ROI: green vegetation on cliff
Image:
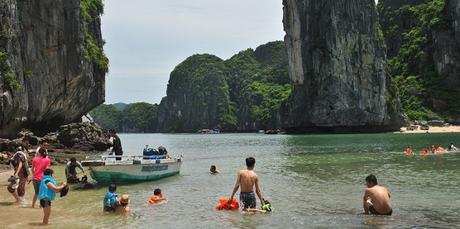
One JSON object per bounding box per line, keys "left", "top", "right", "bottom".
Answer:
{"left": 379, "top": 0, "right": 458, "bottom": 121}
{"left": 159, "top": 54, "right": 236, "bottom": 132}
{"left": 0, "top": 49, "right": 19, "bottom": 91}
{"left": 80, "top": 0, "right": 109, "bottom": 73}
{"left": 157, "top": 41, "right": 291, "bottom": 132}
{"left": 223, "top": 41, "right": 290, "bottom": 130}
{"left": 91, "top": 41, "right": 290, "bottom": 133}
{"left": 90, "top": 102, "right": 159, "bottom": 132}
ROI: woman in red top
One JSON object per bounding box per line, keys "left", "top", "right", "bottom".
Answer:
{"left": 31, "top": 148, "right": 51, "bottom": 208}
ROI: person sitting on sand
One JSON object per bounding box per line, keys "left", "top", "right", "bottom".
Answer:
{"left": 115, "top": 194, "right": 130, "bottom": 213}
{"left": 448, "top": 143, "right": 458, "bottom": 151}
{"left": 229, "top": 157, "right": 264, "bottom": 211}
{"left": 363, "top": 174, "right": 392, "bottom": 216}
{"left": 39, "top": 168, "right": 67, "bottom": 225}
{"left": 103, "top": 184, "right": 118, "bottom": 212}
{"left": 65, "top": 157, "right": 85, "bottom": 183}
{"left": 405, "top": 146, "right": 413, "bottom": 156}
{"left": 421, "top": 149, "right": 428, "bottom": 157}
{"left": 146, "top": 188, "right": 166, "bottom": 204}
{"left": 210, "top": 165, "right": 220, "bottom": 174}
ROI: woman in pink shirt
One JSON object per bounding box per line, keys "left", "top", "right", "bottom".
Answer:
{"left": 31, "top": 148, "right": 51, "bottom": 208}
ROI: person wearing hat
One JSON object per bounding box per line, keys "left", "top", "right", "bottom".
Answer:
{"left": 116, "top": 194, "right": 130, "bottom": 213}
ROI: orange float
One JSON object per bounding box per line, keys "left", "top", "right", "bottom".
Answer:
{"left": 215, "top": 198, "right": 239, "bottom": 210}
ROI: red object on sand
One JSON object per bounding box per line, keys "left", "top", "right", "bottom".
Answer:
{"left": 215, "top": 198, "right": 239, "bottom": 210}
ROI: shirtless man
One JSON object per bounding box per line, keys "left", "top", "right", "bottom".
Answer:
{"left": 229, "top": 157, "right": 264, "bottom": 211}
{"left": 363, "top": 174, "right": 392, "bottom": 216}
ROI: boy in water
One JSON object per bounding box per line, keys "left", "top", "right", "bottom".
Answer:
{"left": 146, "top": 188, "right": 166, "bottom": 204}
{"left": 39, "top": 169, "right": 67, "bottom": 225}
{"left": 116, "top": 194, "right": 130, "bottom": 213}
{"left": 229, "top": 157, "right": 264, "bottom": 211}
{"left": 210, "top": 165, "right": 220, "bottom": 174}
{"left": 363, "top": 174, "right": 392, "bottom": 216}
{"left": 103, "top": 184, "right": 118, "bottom": 212}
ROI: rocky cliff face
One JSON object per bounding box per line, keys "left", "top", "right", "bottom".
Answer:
{"left": 0, "top": 0, "right": 107, "bottom": 137}
{"left": 379, "top": 0, "right": 460, "bottom": 122}
{"left": 157, "top": 42, "right": 290, "bottom": 133}
{"left": 282, "top": 0, "right": 402, "bottom": 133}
{"left": 157, "top": 54, "right": 235, "bottom": 132}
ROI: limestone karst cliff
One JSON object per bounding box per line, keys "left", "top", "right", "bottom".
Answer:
{"left": 0, "top": 0, "right": 108, "bottom": 137}
{"left": 282, "top": 0, "right": 402, "bottom": 133}
{"left": 379, "top": 0, "right": 460, "bottom": 123}
{"left": 157, "top": 41, "right": 290, "bottom": 133}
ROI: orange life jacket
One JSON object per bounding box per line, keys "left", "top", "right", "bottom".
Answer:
{"left": 147, "top": 195, "right": 162, "bottom": 204}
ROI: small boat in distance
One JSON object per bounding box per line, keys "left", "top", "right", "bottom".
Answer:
{"left": 198, "top": 128, "right": 220, "bottom": 134}
{"left": 82, "top": 155, "right": 182, "bottom": 184}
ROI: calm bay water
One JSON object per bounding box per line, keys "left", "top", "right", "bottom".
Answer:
{"left": 8, "top": 133, "right": 460, "bottom": 228}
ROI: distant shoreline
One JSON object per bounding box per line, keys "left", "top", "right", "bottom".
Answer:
{"left": 397, "top": 125, "right": 460, "bottom": 134}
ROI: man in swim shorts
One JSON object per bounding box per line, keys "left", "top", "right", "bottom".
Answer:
{"left": 363, "top": 174, "right": 392, "bottom": 216}
{"left": 229, "top": 157, "right": 264, "bottom": 211}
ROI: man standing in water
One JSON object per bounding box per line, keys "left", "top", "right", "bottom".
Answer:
{"left": 229, "top": 157, "right": 264, "bottom": 211}
{"left": 363, "top": 174, "right": 392, "bottom": 215}
{"left": 108, "top": 129, "right": 123, "bottom": 160}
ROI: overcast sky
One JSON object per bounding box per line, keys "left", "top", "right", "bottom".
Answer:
{"left": 102, "top": 0, "right": 379, "bottom": 104}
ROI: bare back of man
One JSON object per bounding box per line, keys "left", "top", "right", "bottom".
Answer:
{"left": 239, "top": 169, "right": 258, "bottom": 192}
{"left": 364, "top": 185, "right": 392, "bottom": 215}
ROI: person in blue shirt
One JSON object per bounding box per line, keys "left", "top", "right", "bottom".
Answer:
{"left": 39, "top": 168, "right": 67, "bottom": 225}
{"left": 103, "top": 184, "right": 118, "bottom": 212}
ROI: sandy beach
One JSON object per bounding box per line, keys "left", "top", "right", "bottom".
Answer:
{"left": 398, "top": 125, "right": 460, "bottom": 134}
{"left": 0, "top": 167, "right": 71, "bottom": 229}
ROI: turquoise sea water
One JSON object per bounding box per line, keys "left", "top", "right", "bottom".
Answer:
{"left": 13, "top": 133, "right": 460, "bottom": 228}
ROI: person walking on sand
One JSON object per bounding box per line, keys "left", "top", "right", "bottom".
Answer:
{"left": 229, "top": 157, "right": 264, "bottom": 211}
{"left": 7, "top": 143, "right": 31, "bottom": 204}
{"left": 363, "top": 174, "right": 392, "bottom": 216}
{"left": 31, "top": 148, "right": 51, "bottom": 208}
{"left": 108, "top": 129, "right": 123, "bottom": 160}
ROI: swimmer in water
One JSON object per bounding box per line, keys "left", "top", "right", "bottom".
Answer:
{"left": 146, "top": 188, "right": 166, "bottom": 204}
{"left": 210, "top": 165, "right": 220, "bottom": 174}
{"left": 405, "top": 146, "right": 413, "bottom": 156}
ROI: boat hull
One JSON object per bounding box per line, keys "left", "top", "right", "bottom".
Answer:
{"left": 89, "top": 160, "right": 181, "bottom": 184}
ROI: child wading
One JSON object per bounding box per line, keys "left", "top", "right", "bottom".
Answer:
{"left": 103, "top": 184, "right": 118, "bottom": 212}
{"left": 39, "top": 168, "right": 67, "bottom": 225}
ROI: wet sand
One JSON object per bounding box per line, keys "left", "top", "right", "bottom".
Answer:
{"left": 0, "top": 167, "right": 68, "bottom": 228}
{"left": 398, "top": 125, "right": 460, "bottom": 134}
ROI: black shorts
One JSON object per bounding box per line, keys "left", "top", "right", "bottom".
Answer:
{"left": 240, "top": 192, "right": 256, "bottom": 209}
{"left": 40, "top": 199, "right": 52, "bottom": 208}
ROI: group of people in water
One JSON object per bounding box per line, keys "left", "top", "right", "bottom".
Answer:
{"left": 102, "top": 185, "right": 167, "bottom": 213}
{"left": 5, "top": 134, "right": 405, "bottom": 225}
{"left": 405, "top": 143, "right": 458, "bottom": 156}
